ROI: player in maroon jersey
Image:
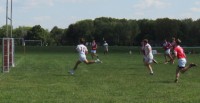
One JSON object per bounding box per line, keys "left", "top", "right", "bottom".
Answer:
{"left": 163, "top": 39, "right": 173, "bottom": 64}
{"left": 91, "top": 39, "right": 100, "bottom": 60}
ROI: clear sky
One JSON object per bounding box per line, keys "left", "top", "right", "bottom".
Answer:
{"left": 0, "top": 0, "right": 200, "bottom": 30}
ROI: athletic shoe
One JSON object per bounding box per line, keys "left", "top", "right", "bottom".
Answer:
{"left": 96, "top": 59, "right": 103, "bottom": 63}
{"left": 189, "top": 63, "right": 197, "bottom": 68}
{"left": 68, "top": 70, "right": 74, "bottom": 75}
{"left": 150, "top": 72, "right": 154, "bottom": 75}
{"left": 164, "top": 61, "right": 169, "bottom": 64}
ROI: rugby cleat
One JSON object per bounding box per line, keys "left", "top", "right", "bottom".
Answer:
{"left": 189, "top": 63, "right": 197, "bottom": 68}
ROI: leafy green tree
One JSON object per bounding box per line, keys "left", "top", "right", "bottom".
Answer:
{"left": 155, "top": 18, "right": 180, "bottom": 42}
{"left": 50, "top": 26, "right": 64, "bottom": 46}
{"left": 0, "top": 25, "right": 11, "bottom": 38}
{"left": 13, "top": 26, "right": 31, "bottom": 38}
{"left": 188, "top": 19, "right": 200, "bottom": 45}
{"left": 25, "top": 25, "right": 50, "bottom": 45}
{"left": 94, "top": 17, "right": 117, "bottom": 45}
{"left": 179, "top": 19, "right": 193, "bottom": 43}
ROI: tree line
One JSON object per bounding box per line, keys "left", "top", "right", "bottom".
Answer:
{"left": 0, "top": 17, "right": 200, "bottom": 46}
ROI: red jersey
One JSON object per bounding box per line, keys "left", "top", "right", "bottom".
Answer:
{"left": 91, "top": 42, "right": 97, "bottom": 50}
{"left": 174, "top": 45, "right": 186, "bottom": 59}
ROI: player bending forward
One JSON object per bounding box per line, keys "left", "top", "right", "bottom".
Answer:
{"left": 173, "top": 39, "right": 197, "bottom": 83}
{"left": 69, "top": 38, "right": 102, "bottom": 75}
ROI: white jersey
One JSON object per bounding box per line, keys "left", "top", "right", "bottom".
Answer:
{"left": 76, "top": 44, "right": 88, "bottom": 56}
{"left": 104, "top": 42, "right": 108, "bottom": 46}
{"left": 103, "top": 43, "right": 108, "bottom": 49}
{"left": 144, "top": 43, "right": 153, "bottom": 59}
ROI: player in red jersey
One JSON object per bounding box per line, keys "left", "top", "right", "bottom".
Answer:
{"left": 172, "top": 39, "right": 197, "bottom": 83}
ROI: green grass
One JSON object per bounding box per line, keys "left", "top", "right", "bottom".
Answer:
{"left": 0, "top": 46, "right": 200, "bottom": 103}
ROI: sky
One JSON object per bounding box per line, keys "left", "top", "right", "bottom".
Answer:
{"left": 0, "top": 0, "right": 200, "bottom": 30}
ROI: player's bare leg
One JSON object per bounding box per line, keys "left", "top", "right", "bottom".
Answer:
{"left": 175, "top": 68, "right": 180, "bottom": 83}
{"left": 181, "top": 63, "right": 197, "bottom": 73}
{"left": 73, "top": 61, "right": 81, "bottom": 71}
{"left": 69, "top": 60, "right": 82, "bottom": 75}
{"left": 91, "top": 53, "right": 94, "bottom": 59}
{"left": 145, "top": 63, "right": 154, "bottom": 75}
{"left": 153, "top": 59, "right": 158, "bottom": 64}
{"left": 69, "top": 59, "right": 102, "bottom": 75}
{"left": 165, "top": 54, "right": 174, "bottom": 64}
{"left": 91, "top": 53, "right": 99, "bottom": 59}
{"left": 175, "top": 63, "right": 197, "bottom": 83}
{"left": 164, "top": 54, "right": 168, "bottom": 64}
{"left": 167, "top": 54, "right": 174, "bottom": 64}
{"left": 84, "top": 59, "right": 95, "bottom": 64}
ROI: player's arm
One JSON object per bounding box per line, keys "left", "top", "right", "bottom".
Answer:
{"left": 96, "top": 44, "right": 98, "bottom": 49}
{"left": 85, "top": 51, "right": 88, "bottom": 54}
{"left": 85, "top": 47, "right": 88, "bottom": 54}
{"left": 76, "top": 46, "right": 79, "bottom": 52}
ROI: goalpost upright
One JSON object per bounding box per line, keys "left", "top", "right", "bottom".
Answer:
{"left": 2, "top": 38, "right": 15, "bottom": 72}
{"left": 2, "top": 0, "right": 14, "bottom": 73}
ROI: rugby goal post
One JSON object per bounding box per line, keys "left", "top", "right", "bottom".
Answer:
{"left": 2, "top": 38, "right": 15, "bottom": 73}
{"left": 24, "top": 40, "right": 42, "bottom": 46}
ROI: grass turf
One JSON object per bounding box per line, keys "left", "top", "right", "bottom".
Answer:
{"left": 0, "top": 46, "right": 200, "bottom": 103}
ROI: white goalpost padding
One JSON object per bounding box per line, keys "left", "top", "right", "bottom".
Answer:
{"left": 9, "top": 38, "right": 15, "bottom": 67}
{"left": 2, "top": 38, "right": 15, "bottom": 73}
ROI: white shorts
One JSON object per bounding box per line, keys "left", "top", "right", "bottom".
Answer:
{"left": 165, "top": 49, "right": 171, "bottom": 55}
{"left": 144, "top": 55, "right": 153, "bottom": 64}
{"left": 79, "top": 54, "right": 87, "bottom": 62}
{"left": 178, "top": 58, "right": 187, "bottom": 68}
{"left": 91, "top": 50, "right": 96, "bottom": 53}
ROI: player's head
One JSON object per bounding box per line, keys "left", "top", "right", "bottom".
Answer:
{"left": 143, "top": 39, "right": 148, "bottom": 44}
{"left": 176, "top": 38, "right": 181, "bottom": 45}
{"left": 79, "top": 38, "right": 86, "bottom": 44}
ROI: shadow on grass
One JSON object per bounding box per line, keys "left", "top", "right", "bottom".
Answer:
{"left": 52, "top": 74, "right": 68, "bottom": 77}
{"left": 150, "top": 80, "right": 175, "bottom": 84}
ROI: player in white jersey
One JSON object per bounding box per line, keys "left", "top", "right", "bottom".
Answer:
{"left": 103, "top": 41, "right": 109, "bottom": 55}
{"left": 69, "top": 38, "right": 102, "bottom": 75}
{"left": 143, "top": 39, "right": 154, "bottom": 75}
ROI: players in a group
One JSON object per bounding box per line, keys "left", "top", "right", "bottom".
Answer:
{"left": 172, "top": 39, "right": 197, "bottom": 83}
{"left": 69, "top": 38, "right": 102, "bottom": 75}
{"left": 163, "top": 39, "right": 173, "bottom": 64}
{"left": 91, "top": 39, "right": 99, "bottom": 59}
{"left": 142, "top": 39, "right": 155, "bottom": 75}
